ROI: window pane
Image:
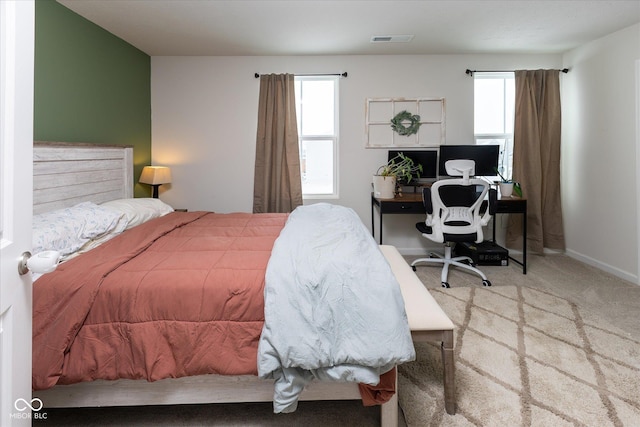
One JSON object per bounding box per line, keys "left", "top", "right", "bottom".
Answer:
{"left": 474, "top": 79, "right": 505, "bottom": 134}
{"left": 476, "top": 137, "right": 513, "bottom": 178}
{"left": 300, "top": 139, "right": 333, "bottom": 194}
{"left": 504, "top": 78, "right": 515, "bottom": 134}
{"left": 474, "top": 73, "right": 515, "bottom": 180}
{"left": 296, "top": 76, "right": 338, "bottom": 197}
{"left": 299, "top": 80, "right": 334, "bottom": 136}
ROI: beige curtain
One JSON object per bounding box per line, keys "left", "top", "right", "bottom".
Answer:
{"left": 507, "top": 69, "right": 565, "bottom": 253}
{"left": 253, "top": 74, "right": 303, "bottom": 213}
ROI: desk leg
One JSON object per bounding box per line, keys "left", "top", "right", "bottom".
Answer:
{"left": 492, "top": 215, "right": 496, "bottom": 242}
{"left": 494, "top": 210, "right": 527, "bottom": 275}
{"left": 371, "top": 198, "right": 383, "bottom": 244}
{"left": 379, "top": 209, "right": 383, "bottom": 244}
{"left": 371, "top": 200, "right": 375, "bottom": 238}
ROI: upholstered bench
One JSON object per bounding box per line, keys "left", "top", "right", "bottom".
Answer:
{"left": 380, "top": 245, "right": 456, "bottom": 415}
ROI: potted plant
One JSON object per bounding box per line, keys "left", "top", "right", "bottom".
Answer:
{"left": 373, "top": 153, "right": 422, "bottom": 199}
{"left": 494, "top": 168, "right": 522, "bottom": 197}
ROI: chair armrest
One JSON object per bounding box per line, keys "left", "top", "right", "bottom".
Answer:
{"left": 480, "top": 188, "right": 498, "bottom": 226}
{"left": 422, "top": 187, "right": 434, "bottom": 215}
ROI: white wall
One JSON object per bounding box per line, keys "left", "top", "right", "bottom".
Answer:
{"left": 151, "top": 53, "right": 561, "bottom": 253}
{"left": 562, "top": 23, "right": 640, "bottom": 283}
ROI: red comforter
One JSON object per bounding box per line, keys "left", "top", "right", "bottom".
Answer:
{"left": 32, "top": 211, "right": 288, "bottom": 390}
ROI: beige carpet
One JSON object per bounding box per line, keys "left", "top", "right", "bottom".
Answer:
{"left": 398, "top": 285, "right": 640, "bottom": 427}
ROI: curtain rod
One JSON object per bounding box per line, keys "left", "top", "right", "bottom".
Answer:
{"left": 254, "top": 72, "right": 347, "bottom": 78}
{"left": 465, "top": 68, "right": 569, "bottom": 76}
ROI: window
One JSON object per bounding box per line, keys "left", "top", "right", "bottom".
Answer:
{"left": 294, "top": 76, "right": 338, "bottom": 198}
{"left": 474, "top": 72, "right": 515, "bottom": 179}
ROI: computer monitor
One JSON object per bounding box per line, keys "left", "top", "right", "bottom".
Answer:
{"left": 387, "top": 150, "right": 438, "bottom": 184}
{"left": 438, "top": 145, "right": 500, "bottom": 177}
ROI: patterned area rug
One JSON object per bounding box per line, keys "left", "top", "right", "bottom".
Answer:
{"left": 398, "top": 286, "right": 640, "bottom": 426}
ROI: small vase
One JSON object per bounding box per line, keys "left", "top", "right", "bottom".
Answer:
{"left": 499, "top": 182, "right": 514, "bottom": 197}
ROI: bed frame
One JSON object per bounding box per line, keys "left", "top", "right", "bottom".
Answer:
{"left": 32, "top": 142, "right": 456, "bottom": 425}
{"left": 33, "top": 141, "right": 133, "bottom": 215}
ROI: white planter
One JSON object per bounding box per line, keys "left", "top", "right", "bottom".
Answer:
{"left": 373, "top": 175, "right": 397, "bottom": 199}
{"left": 499, "top": 182, "right": 514, "bottom": 197}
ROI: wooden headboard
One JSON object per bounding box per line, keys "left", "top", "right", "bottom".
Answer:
{"left": 34, "top": 142, "right": 134, "bottom": 214}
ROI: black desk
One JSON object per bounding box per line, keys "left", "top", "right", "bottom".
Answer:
{"left": 371, "top": 192, "right": 527, "bottom": 274}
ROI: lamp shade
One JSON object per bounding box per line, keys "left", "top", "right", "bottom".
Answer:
{"left": 139, "top": 166, "right": 172, "bottom": 185}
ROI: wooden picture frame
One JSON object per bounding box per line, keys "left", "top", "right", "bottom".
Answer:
{"left": 365, "top": 97, "right": 446, "bottom": 148}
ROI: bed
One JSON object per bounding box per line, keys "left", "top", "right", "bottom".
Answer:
{"left": 31, "top": 142, "right": 456, "bottom": 425}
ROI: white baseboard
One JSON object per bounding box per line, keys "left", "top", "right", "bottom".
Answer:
{"left": 397, "top": 246, "right": 639, "bottom": 286}
{"left": 565, "top": 249, "right": 639, "bottom": 285}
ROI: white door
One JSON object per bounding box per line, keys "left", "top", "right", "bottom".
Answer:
{"left": 0, "top": 1, "right": 35, "bottom": 425}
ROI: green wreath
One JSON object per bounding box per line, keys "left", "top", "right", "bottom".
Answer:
{"left": 390, "top": 110, "right": 421, "bottom": 136}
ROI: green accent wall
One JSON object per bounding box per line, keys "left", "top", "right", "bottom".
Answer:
{"left": 34, "top": 0, "right": 151, "bottom": 197}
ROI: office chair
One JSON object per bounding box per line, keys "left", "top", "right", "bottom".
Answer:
{"left": 411, "top": 160, "right": 497, "bottom": 288}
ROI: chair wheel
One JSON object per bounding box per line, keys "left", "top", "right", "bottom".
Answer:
{"left": 411, "top": 266, "right": 417, "bottom": 271}
{"left": 441, "top": 282, "right": 450, "bottom": 288}
{"left": 482, "top": 280, "right": 492, "bottom": 287}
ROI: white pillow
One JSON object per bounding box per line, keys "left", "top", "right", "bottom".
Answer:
{"left": 32, "top": 202, "right": 126, "bottom": 256}
{"left": 101, "top": 198, "right": 174, "bottom": 230}
{"left": 71, "top": 214, "right": 129, "bottom": 256}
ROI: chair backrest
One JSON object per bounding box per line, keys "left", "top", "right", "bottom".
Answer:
{"left": 422, "top": 160, "right": 494, "bottom": 243}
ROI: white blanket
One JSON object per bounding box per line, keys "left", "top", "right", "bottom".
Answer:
{"left": 258, "top": 203, "right": 416, "bottom": 413}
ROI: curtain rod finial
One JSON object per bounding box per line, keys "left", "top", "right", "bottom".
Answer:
{"left": 465, "top": 69, "right": 474, "bottom": 76}
{"left": 561, "top": 68, "right": 569, "bottom": 73}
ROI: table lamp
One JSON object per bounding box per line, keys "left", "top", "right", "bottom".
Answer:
{"left": 139, "top": 166, "right": 172, "bottom": 198}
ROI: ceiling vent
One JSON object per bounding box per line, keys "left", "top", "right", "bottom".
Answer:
{"left": 370, "top": 35, "right": 414, "bottom": 43}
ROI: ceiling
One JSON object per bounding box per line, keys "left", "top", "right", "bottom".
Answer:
{"left": 57, "top": 0, "right": 640, "bottom": 56}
